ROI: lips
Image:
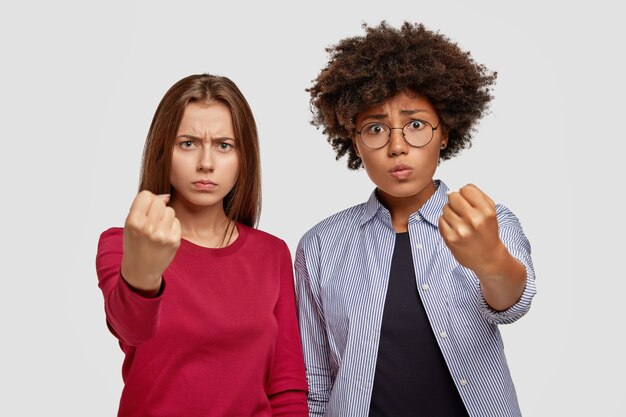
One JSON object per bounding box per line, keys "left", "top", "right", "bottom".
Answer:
{"left": 389, "top": 164, "right": 413, "bottom": 180}
{"left": 193, "top": 180, "right": 217, "bottom": 190}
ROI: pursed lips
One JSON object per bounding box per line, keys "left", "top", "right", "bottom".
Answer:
{"left": 389, "top": 164, "right": 413, "bottom": 179}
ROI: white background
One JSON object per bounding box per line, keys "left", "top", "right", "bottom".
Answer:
{"left": 1, "top": 1, "right": 624, "bottom": 415}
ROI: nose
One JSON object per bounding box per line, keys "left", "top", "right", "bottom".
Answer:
{"left": 387, "top": 128, "right": 408, "bottom": 157}
{"left": 197, "top": 147, "right": 214, "bottom": 172}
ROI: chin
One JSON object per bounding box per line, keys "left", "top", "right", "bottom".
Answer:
{"left": 378, "top": 180, "right": 434, "bottom": 199}
{"left": 178, "top": 193, "right": 225, "bottom": 208}
{"left": 379, "top": 184, "right": 420, "bottom": 196}
{"left": 194, "top": 197, "right": 225, "bottom": 207}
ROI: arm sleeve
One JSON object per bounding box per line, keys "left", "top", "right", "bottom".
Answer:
{"left": 478, "top": 205, "right": 537, "bottom": 325}
{"left": 95, "top": 228, "right": 164, "bottom": 346}
{"left": 294, "top": 233, "right": 334, "bottom": 417}
{"left": 267, "top": 241, "right": 309, "bottom": 416}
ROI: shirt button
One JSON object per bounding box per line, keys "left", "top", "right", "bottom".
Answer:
{"left": 440, "top": 331, "right": 448, "bottom": 339}
{"left": 416, "top": 243, "right": 423, "bottom": 249}
{"left": 460, "top": 379, "right": 468, "bottom": 386}
{"left": 422, "top": 283, "right": 429, "bottom": 291}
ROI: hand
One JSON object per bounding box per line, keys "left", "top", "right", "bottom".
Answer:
{"left": 438, "top": 184, "right": 507, "bottom": 277}
{"left": 121, "top": 190, "right": 181, "bottom": 295}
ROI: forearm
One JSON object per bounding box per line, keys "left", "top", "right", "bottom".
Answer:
{"left": 476, "top": 242, "right": 527, "bottom": 311}
{"left": 104, "top": 274, "right": 163, "bottom": 345}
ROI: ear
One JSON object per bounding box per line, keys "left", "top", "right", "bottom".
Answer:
{"left": 352, "top": 137, "right": 361, "bottom": 158}
{"left": 440, "top": 128, "right": 449, "bottom": 150}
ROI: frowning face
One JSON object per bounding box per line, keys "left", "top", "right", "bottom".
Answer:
{"left": 169, "top": 101, "right": 239, "bottom": 211}
{"left": 353, "top": 90, "right": 447, "bottom": 208}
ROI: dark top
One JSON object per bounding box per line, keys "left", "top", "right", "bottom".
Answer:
{"left": 369, "top": 232, "right": 469, "bottom": 417}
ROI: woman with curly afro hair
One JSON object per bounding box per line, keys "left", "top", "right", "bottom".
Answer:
{"left": 295, "top": 22, "right": 536, "bottom": 417}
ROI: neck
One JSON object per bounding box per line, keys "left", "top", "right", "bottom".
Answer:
{"left": 377, "top": 181, "right": 436, "bottom": 232}
{"left": 170, "top": 197, "right": 237, "bottom": 248}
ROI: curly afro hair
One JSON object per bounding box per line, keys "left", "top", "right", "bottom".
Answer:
{"left": 308, "top": 21, "right": 497, "bottom": 169}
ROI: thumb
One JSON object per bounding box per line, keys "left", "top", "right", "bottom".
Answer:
{"left": 157, "top": 194, "right": 171, "bottom": 204}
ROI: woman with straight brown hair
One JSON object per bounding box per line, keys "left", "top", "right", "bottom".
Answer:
{"left": 96, "top": 73, "right": 308, "bottom": 417}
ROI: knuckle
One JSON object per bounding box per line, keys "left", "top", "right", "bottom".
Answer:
{"left": 125, "top": 216, "right": 142, "bottom": 231}
{"left": 446, "top": 233, "right": 460, "bottom": 244}
{"left": 457, "top": 226, "right": 471, "bottom": 239}
{"left": 161, "top": 232, "right": 178, "bottom": 247}
{"left": 137, "top": 190, "right": 152, "bottom": 201}
{"left": 152, "top": 229, "right": 172, "bottom": 246}
{"left": 144, "top": 223, "right": 157, "bottom": 236}
{"left": 469, "top": 215, "right": 483, "bottom": 229}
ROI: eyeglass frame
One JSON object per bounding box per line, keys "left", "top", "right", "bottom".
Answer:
{"left": 354, "top": 119, "right": 441, "bottom": 149}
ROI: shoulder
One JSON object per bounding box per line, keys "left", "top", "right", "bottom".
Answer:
{"left": 298, "top": 202, "right": 366, "bottom": 249}
{"left": 97, "top": 227, "right": 123, "bottom": 250}
{"left": 240, "top": 223, "right": 288, "bottom": 251}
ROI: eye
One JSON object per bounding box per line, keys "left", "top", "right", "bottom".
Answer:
{"left": 180, "top": 140, "right": 196, "bottom": 149}
{"left": 406, "top": 120, "right": 426, "bottom": 131}
{"left": 217, "top": 142, "right": 233, "bottom": 151}
{"left": 365, "top": 123, "right": 388, "bottom": 135}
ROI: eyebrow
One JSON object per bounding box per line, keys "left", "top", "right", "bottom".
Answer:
{"left": 176, "top": 134, "right": 236, "bottom": 142}
{"left": 363, "top": 109, "right": 429, "bottom": 121}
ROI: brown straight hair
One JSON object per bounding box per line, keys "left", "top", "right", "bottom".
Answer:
{"left": 139, "top": 74, "right": 261, "bottom": 228}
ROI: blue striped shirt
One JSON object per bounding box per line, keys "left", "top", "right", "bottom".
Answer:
{"left": 294, "top": 180, "right": 536, "bottom": 417}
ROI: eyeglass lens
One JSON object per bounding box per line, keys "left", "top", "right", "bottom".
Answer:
{"left": 359, "top": 120, "right": 434, "bottom": 148}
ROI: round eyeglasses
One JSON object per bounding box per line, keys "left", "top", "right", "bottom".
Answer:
{"left": 355, "top": 120, "right": 440, "bottom": 149}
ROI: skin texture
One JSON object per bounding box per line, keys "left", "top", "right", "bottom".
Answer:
{"left": 121, "top": 101, "right": 240, "bottom": 296}
{"left": 353, "top": 90, "right": 447, "bottom": 232}
{"left": 355, "top": 90, "right": 525, "bottom": 311}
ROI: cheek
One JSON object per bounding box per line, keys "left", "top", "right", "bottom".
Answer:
{"left": 359, "top": 152, "right": 385, "bottom": 178}
{"left": 170, "top": 152, "right": 191, "bottom": 176}
{"left": 169, "top": 154, "right": 182, "bottom": 179}
{"left": 222, "top": 153, "right": 240, "bottom": 182}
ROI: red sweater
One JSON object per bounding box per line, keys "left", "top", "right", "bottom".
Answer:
{"left": 96, "top": 225, "right": 309, "bottom": 417}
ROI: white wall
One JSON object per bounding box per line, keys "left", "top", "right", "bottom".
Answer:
{"left": 1, "top": 1, "right": 623, "bottom": 415}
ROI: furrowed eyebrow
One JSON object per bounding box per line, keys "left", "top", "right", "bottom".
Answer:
{"left": 210, "top": 137, "right": 236, "bottom": 142}
{"left": 400, "top": 109, "right": 428, "bottom": 116}
{"left": 176, "top": 134, "right": 202, "bottom": 140}
{"left": 175, "top": 134, "right": 235, "bottom": 142}
{"left": 362, "top": 109, "right": 429, "bottom": 121}
{"left": 365, "top": 113, "right": 388, "bottom": 120}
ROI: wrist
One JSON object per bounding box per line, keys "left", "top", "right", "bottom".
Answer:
{"left": 473, "top": 242, "right": 511, "bottom": 280}
{"left": 120, "top": 265, "right": 162, "bottom": 296}
{"left": 129, "top": 279, "right": 164, "bottom": 298}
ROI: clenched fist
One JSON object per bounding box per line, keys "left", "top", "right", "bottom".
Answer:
{"left": 121, "top": 190, "right": 181, "bottom": 296}
{"left": 438, "top": 184, "right": 527, "bottom": 311}
{"left": 438, "top": 184, "right": 507, "bottom": 278}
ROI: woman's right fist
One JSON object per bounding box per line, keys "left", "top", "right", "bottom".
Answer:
{"left": 121, "top": 190, "right": 181, "bottom": 296}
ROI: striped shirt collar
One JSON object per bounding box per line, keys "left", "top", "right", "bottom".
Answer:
{"left": 361, "top": 179, "right": 449, "bottom": 228}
